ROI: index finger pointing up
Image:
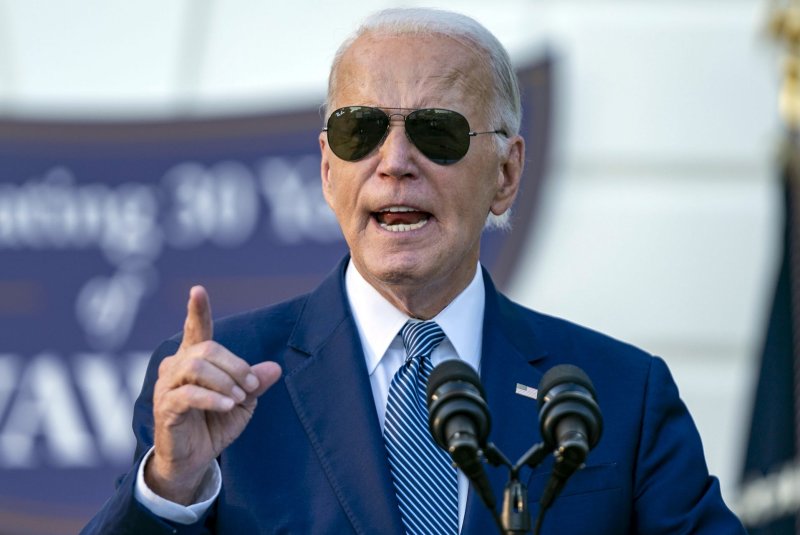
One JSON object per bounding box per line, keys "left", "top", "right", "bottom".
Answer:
{"left": 181, "top": 285, "right": 213, "bottom": 349}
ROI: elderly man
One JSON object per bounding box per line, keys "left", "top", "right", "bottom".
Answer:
{"left": 82, "top": 8, "right": 744, "bottom": 535}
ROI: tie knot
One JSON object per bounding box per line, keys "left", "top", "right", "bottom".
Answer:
{"left": 400, "top": 320, "right": 446, "bottom": 364}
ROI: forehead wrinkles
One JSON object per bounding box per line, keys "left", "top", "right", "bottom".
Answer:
{"left": 426, "top": 66, "right": 492, "bottom": 117}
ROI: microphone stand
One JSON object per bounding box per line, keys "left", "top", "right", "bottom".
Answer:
{"left": 481, "top": 442, "right": 553, "bottom": 535}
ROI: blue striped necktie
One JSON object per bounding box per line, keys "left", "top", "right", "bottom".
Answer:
{"left": 384, "top": 320, "right": 458, "bottom": 535}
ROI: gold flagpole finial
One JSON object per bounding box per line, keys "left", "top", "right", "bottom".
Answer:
{"left": 769, "top": 0, "right": 800, "bottom": 128}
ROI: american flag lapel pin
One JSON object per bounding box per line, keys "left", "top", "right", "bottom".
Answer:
{"left": 515, "top": 383, "right": 537, "bottom": 400}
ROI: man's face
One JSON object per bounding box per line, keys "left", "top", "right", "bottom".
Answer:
{"left": 320, "top": 32, "right": 522, "bottom": 313}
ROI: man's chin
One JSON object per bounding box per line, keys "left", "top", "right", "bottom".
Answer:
{"left": 359, "top": 253, "right": 431, "bottom": 284}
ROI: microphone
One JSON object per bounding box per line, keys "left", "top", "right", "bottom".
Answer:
{"left": 536, "top": 364, "right": 603, "bottom": 509}
{"left": 427, "top": 359, "right": 496, "bottom": 511}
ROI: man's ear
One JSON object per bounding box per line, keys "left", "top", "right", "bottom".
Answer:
{"left": 489, "top": 135, "right": 525, "bottom": 216}
{"left": 319, "top": 132, "right": 334, "bottom": 205}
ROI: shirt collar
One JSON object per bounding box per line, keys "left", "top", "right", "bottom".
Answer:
{"left": 345, "top": 259, "right": 485, "bottom": 375}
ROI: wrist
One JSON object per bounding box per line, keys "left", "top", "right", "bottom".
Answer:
{"left": 145, "top": 452, "right": 211, "bottom": 505}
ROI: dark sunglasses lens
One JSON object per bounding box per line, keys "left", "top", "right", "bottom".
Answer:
{"left": 326, "top": 107, "right": 389, "bottom": 161}
{"left": 406, "top": 109, "right": 470, "bottom": 165}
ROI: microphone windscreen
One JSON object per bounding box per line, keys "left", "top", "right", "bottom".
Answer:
{"left": 426, "top": 359, "right": 484, "bottom": 403}
{"left": 537, "top": 364, "right": 596, "bottom": 409}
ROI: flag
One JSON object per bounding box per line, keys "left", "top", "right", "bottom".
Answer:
{"left": 739, "top": 144, "right": 800, "bottom": 533}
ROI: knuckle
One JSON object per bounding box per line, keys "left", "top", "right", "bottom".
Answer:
{"left": 188, "top": 388, "right": 205, "bottom": 404}
{"left": 152, "top": 399, "right": 168, "bottom": 418}
{"left": 158, "top": 356, "right": 174, "bottom": 376}
{"left": 228, "top": 359, "right": 249, "bottom": 378}
{"left": 184, "top": 357, "right": 205, "bottom": 379}
{"left": 153, "top": 392, "right": 179, "bottom": 420}
{"left": 188, "top": 387, "right": 214, "bottom": 408}
{"left": 195, "top": 340, "right": 216, "bottom": 357}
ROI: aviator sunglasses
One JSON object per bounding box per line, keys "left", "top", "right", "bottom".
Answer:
{"left": 323, "top": 106, "right": 507, "bottom": 165}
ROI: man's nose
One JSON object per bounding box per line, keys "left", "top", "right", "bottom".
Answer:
{"left": 377, "top": 118, "right": 419, "bottom": 178}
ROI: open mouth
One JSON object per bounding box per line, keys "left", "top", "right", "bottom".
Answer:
{"left": 373, "top": 206, "right": 431, "bottom": 232}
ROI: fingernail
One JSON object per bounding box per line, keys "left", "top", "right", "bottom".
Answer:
{"left": 245, "top": 374, "right": 259, "bottom": 391}
{"left": 232, "top": 385, "right": 246, "bottom": 402}
{"left": 220, "top": 397, "right": 235, "bottom": 410}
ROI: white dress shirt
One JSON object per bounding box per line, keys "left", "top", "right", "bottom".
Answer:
{"left": 135, "top": 259, "right": 486, "bottom": 530}
{"left": 346, "top": 260, "right": 485, "bottom": 531}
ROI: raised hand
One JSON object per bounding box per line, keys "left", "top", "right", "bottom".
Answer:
{"left": 145, "top": 286, "right": 282, "bottom": 504}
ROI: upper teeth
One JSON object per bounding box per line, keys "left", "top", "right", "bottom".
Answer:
{"left": 384, "top": 206, "right": 416, "bottom": 212}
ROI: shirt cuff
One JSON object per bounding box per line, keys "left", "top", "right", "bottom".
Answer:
{"left": 134, "top": 447, "right": 221, "bottom": 525}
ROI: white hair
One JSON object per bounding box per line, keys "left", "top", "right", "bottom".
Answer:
{"left": 325, "top": 8, "right": 521, "bottom": 230}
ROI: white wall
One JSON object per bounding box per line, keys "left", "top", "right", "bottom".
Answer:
{"left": 0, "top": 0, "right": 782, "bottom": 507}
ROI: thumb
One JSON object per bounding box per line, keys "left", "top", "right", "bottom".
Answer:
{"left": 249, "top": 361, "right": 282, "bottom": 398}
{"left": 181, "top": 285, "right": 213, "bottom": 349}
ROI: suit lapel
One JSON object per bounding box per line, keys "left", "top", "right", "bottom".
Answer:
{"left": 462, "top": 269, "right": 550, "bottom": 535}
{"left": 282, "top": 259, "right": 404, "bottom": 535}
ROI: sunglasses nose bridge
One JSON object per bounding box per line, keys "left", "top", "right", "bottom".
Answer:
{"left": 385, "top": 112, "right": 422, "bottom": 150}
{"left": 385, "top": 112, "right": 408, "bottom": 129}
{"left": 377, "top": 113, "right": 422, "bottom": 168}
{"left": 381, "top": 112, "right": 413, "bottom": 146}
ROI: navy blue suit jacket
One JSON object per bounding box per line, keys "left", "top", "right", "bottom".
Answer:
{"left": 83, "top": 258, "right": 744, "bottom": 534}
